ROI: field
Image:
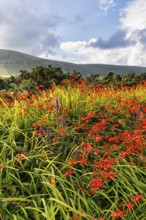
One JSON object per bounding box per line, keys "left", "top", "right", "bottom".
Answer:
{"left": 0, "top": 79, "right": 146, "bottom": 220}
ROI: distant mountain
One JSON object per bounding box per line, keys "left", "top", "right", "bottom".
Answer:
{"left": 1, "top": 49, "right": 146, "bottom": 77}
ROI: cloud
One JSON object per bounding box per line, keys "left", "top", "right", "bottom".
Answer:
{"left": 89, "top": 30, "right": 136, "bottom": 49}
{"left": 120, "top": 0, "right": 146, "bottom": 32}
{"left": 98, "top": 0, "right": 115, "bottom": 14}
{"left": 57, "top": 0, "right": 146, "bottom": 66}
{"left": 60, "top": 39, "right": 146, "bottom": 66}
{"left": 0, "top": 0, "right": 63, "bottom": 55}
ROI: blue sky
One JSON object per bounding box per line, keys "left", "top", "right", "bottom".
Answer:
{"left": 0, "top": 0, "right": 146, "bottom": 66}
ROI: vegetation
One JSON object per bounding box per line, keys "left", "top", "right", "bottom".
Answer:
{"left": 0, "top": 64, "right": 146, "bottom": 94}
{"left": 0, "top": 72, "right": 146, "bottom": 219}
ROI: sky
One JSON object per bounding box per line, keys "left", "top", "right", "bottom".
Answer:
{"left": 0, "top": 0, "right": 146, "bottom": 66}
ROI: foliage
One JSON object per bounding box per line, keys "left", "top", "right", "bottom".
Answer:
{"left": 0, "top": 79, "right": 146, "bottom": 219}
{"left": 1, "top": 65, "right": 146, "bottom": 94}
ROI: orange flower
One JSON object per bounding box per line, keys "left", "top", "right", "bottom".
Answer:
{"left": 18, "top": 152, "right": 27, "bottom": 160}
{"left": 56, "top": 128, "right": 65, "bottom": 134}
{"left": 111, "top": 210, "right": 126, "bottom": 219}
{"left": 134, "top": 194, "right": 144, "bottom": 203}
{"left": 90, "top": 178, "right": 103, "bottom": 190}
{"left": 52, "top": 137, "right": 61, "bottom": 143}
{"left": 0, "top": 164, "right": 4, "bottom": 170}
{"left": 48, "top": 178, "right": 56, "bottom": 186}
{"left": 87, "top": 110, "right": 95, "bottom": 118}
{"left": 32, "top": 122, "right": 39, "bottom": 127}
{"left": 68, "top": 158, "right": 78, "bottom": 166}
{"left": 64, "top": 169, "right": 74, "bottom": 177}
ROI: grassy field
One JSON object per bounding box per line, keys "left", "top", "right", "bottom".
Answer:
{"left": 0, "top": 79, "right": 146, "bottom": 219}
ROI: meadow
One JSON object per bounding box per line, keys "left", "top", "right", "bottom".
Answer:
{"left": 0, "top": 78, "right": 146, "bottom": 220}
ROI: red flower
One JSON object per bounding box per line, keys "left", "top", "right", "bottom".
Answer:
{"left": 125, "top": 201, "right": 135, "bottom": 211}
{"left": 103, "top": 151, "right": 110, "bottom": 158}
{"left": 111, "top": 210, "right": 125, "bottom": 219}
{"left": 56, "top": 128, "right": 65, "bottom": 134}
{"left": 64, "top": 169, "right": 74, "bottom": 177}
{"left": 90, "top": 178, "right": 103, "bottom": 190}
{"left": 83, "top": 146, "right": 93, "bottom": 154}
{"left": 103, "top": 171, "right": 116, "bottom": 180}
{"left": 79, "top": 158, "right": 87, "bottom": 166}
{"left": 18, "top": 152, "right": 27, "bottom": 160}
{"left": 134, "top": 194, "right": 144, "bottom": 203}
{"left": 0, "top": 164, "right": 4, "bottom": 170}
{"left": 87, "top": 110, "right": 95, "bottom": 118}
{"left": 72, "top": 215, "right": 78, "bottom": 220}
{"left": 68, "top": 158, "right": 78, "bottom": 166}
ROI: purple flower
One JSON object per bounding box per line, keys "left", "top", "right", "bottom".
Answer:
{"left": 39, "top": 126, "right": 45, "bottom": 136}
{"left": 46, "top": 129, "right": 50, "bottom": 139}
{"left": 135, "top": 106, "right": 141, "bottom": 121}
{"left": 55, "top": 96, "right": 59, "bottom": 111}
{"left": 62, "top": 117, "right": 66, "bottom": 129}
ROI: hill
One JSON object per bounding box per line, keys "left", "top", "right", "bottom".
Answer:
{"left": 1, "top": 49, "right": 146, "bottom": 77}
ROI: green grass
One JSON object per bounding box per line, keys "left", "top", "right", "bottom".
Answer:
{"left": 0, "top": 80, "right": 146, "bottom": 219}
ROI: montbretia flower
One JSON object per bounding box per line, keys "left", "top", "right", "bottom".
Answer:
{"left": 64, "top": 169, "right": 74, "bottom": 177}
{"left": 134, "top": 194, "right": 144, "bottom": 203}
{"left": 111, "top": 210, "right": 126, "bottom": 219}
{"left": 0, "top": 164, "right": 4, "bottom": 170}
{"left": 18, "top": 152, "right": 27, "bottom": 160}
{"left": 90, "top": 178, "right": 103, "bottom": 190}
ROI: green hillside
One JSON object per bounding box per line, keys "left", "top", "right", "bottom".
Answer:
{"left": 1, "top": 49, "right": 146, "bottom": 76}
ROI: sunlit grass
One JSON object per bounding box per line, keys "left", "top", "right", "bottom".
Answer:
{"left": 0, "top": 81, "right": 146, "bottom": 219}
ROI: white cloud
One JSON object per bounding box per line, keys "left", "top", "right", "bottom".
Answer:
{"left": 120, "top": 0, "right": 146, "bottom": 32}
{"left": 55, "top": 0, "right": 146, "bottom": 66}
{"left": 59, "top": 39, "right": 146, "bottom": 66}
{"left": 98, "top": 0, "right": 115, "bottom": 14}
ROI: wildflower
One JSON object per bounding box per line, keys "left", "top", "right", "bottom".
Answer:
{"left": 72, "top": 215, "right": 78, "bottom": 220}
{"left": 32, "top": 122, "right": 39, "bottom": 127}
{"left": 103, "top": 151, "right": 110, "bottom": 158}
{"left": 46, "top": 129, "right": 50, "bottom": 139}
{"left": 111, "top": 209, "right": 125, "bottom": 219}
{"left": 0, "top": 164, "right": 4, "bottom": 170}
{"left": 79, "top": 158, "right": 88, "bottom": 166}
{"left": 18, "top": 152, "right": 27, "bottom": 160}
{"left": 135, "top": 106, "right": 141, "bottom": 120}
{"left": 39, "top": 126, "right": 45, "bottom": 136}
{"left": 48, "top": 177, "right": 56, "bottom": 186}
{"left": 64, "top": 169, "right": 74, "bottom": 177}
{"left": 55, "top": 96, "right": 59, "bottom": 111}
{"left": 61, "top": 117, "right": 66, "bottom": 129}
{"left": 90, "top": 178, "right": 103, "bottom": 190}
{"left": 32, "top": 131, "right": 38, "bottom": 136}
{"left": 95, "top": 135, "right": 103, "bottom": 142}
{"left": 87, "top": 110, "right": 95, "bottom": 118}
{"left": 91, "top": 218, "right": 105, "bottom": 220}
{"left": 68, "top": 158, "right": 78, "bottom": 166}
{"left": 78, "top": 185, "right": 83, "bottom": 191}
{"left": 94, "top": 149, "right": 100, "bottom": 155}
{"left": 56, "top": 128, "right": 65, "bottom": 134}
{"left": 103, "top": 171, "right": 116, "bottom": 180}
{"left": 52, "top": 137, "right": 61, "bottom": 143}
{"left": 124, "top": 200, "right": 135, "bottom": 212}
{"left": 134, "top": 194, "right": 144, "bottom": 203}
{"left": 83, "top": 146, "right": 93, "bottom": 154}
